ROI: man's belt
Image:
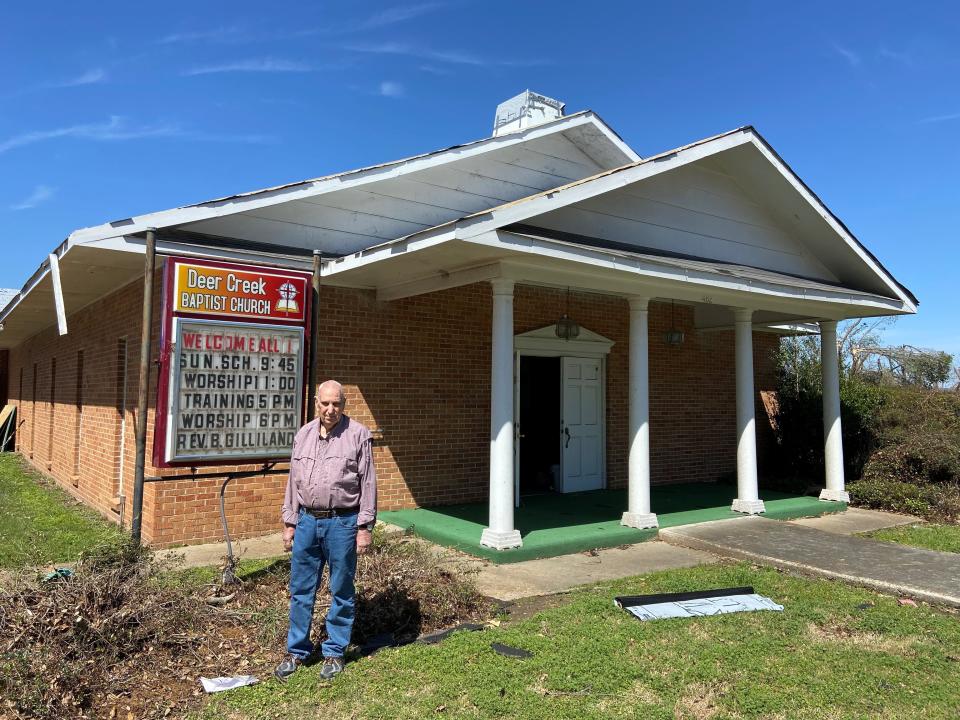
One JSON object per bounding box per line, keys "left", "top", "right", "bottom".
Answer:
{"left": 302, "top": 505, "right": 360, "bottom": 519}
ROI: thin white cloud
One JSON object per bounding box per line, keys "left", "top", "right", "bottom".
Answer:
{"left": 345, "top": 42, "right": 546, "bottom": 67}
{"left": 51, "top": 68, "right": 107, "bottom": 88}
{"left": 918, "top": 111, "right": 960, "bottom": 124}
{"left": 183, "top": 58, "right": 313, "bottom": 76}
{"left": 379, "top": 81, "right": 405, "bottom": 98}
{"left": 9, "top": 185, "right": 56, "bottom": 211}
{"left": 160, "top": 26, "right": 244, "bottom": 44}
{"left": 0, "top": 116, "right": 274, "bottom": 155}
{"left": 832, "top": 43, "right": 861, "bottom": 67}
{"left": 418, "top": 64, "right": 454, "bottom": 76}
{"left": 186, "top": 131, "right": 276, "bottom": 144}
{"left": 878, "top": 46, "right": 914, "bottom": 66}
{"left": 360, "top": 3, "right": 445, "bottom": 29}
{"left": 0, "top": 116, "right": 179, "bottom": 155}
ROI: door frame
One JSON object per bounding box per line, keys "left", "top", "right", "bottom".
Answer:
{"left": 513, "top": 325, "right": 614, "bottom": 504}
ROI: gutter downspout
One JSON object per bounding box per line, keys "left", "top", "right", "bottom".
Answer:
{"left": 131, "top": 229, "right": 157, "bottom": 545}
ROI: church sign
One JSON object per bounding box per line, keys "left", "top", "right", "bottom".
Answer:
{"left": 154, "top": 257, "right": 312, "bottom": 466}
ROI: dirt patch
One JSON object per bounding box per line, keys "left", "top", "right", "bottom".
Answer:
{"left": 596, "top": 678, "right": 661, "bottom": 711}
{"left": 496, "top": 592, "right": 571, "bottom": 624}
{"left": 674, "top": 681, "right": 730, "bottom": 720}
{"left": 806, "top": 622, "right": 917, "bottom": 654}
{"left": 0, "top": 535, "right": 492, "bottom": 719}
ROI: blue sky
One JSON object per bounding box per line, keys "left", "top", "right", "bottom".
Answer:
{"left": 1, "top": 1, "right": 958, "bottom": 362}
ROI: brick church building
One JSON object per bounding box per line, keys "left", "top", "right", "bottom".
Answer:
{"left": 0, "top": 92, "right": 916, "bottom": 548}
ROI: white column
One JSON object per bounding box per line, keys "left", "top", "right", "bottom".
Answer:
{"left": 622, "top": 296, "right": 658, "bottom": 529}
{"left": 481, "top": 279, "right": 523, "bottom": 549}
{"left": 731, "top": 308, "right": 765, "bottom": 514}
{"left": 819, "top": 321, "right": 850, "bottom": 502}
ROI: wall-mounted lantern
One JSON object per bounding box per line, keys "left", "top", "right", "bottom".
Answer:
{"left": 664, "top": 300, "right": 685, "bottom": 346}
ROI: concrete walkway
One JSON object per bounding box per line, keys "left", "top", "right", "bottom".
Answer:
{"left": 153, "top": 529, "right": 716, "bottom": 601}
{"left": 456, "top": 542, "right": 716, "bottom": 601}
{"left": 661, "top": 515, "right": 960, "bottom": 607}
{"left": 154, "top": 532, "right": 285, "bottom": 568}
{"left": 787, "top": 506, "right": 918, "bottom": 534}
{"left": 152, "top": 507, "right": 934, "bottom": 603}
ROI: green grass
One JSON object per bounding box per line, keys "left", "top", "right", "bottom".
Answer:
{"left": 0, "top": 453, "right": 124, "bottom": 568}
{"left": 199, "top": 563, "right": 960, "bottom": 720}
{"left": 862, "top": 523, "right": 960, "bottom": 554}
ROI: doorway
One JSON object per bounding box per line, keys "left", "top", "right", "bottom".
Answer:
{"left": 518, "top": 356, "right": 561, "bottom": 495}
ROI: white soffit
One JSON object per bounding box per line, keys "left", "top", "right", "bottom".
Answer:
{"left": 65, "top": 112, "right": 638, "bottom": 249}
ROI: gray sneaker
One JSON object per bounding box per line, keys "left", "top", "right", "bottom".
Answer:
{"left": 274, "top": 654, "right": 303, "bottom": 681}
{"left": 319, "top": 656, "right": 344, "bottom": 680}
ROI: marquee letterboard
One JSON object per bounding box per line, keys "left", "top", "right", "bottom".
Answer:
{"left": 154, "top": 257, "right": 312, "bottom": 466}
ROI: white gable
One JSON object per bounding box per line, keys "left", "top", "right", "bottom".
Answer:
{"left": 523, "top": 160, "right": 837, "bottom": 282}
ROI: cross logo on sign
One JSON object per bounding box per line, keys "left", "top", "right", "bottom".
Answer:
{"left": 276, "top": 281, "right": 299, "bottom": 315}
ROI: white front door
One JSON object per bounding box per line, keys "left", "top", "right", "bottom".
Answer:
{"left": 561, "top": 356, "right": 603, "bottom": 492}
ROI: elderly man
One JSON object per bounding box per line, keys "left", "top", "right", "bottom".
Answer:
{"left": 274, "top": 379, "right": 376, "bottom": 681}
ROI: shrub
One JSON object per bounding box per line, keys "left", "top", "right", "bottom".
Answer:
{"left": 847, "top": 476, "right": 932, "bottom": 517}
{"left": 862, "top": 386, "right": 960, "bottom": 485}
{"left": 773, "top": 333, "right": 960, "bottom": 518}
{"left": 772, "top": 364, "right": 885, "bottom": 483}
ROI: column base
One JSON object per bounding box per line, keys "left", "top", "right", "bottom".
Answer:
{"left": 819, "top": 488, "right": 850, "bottom": 503}
{"left": 731, "top": 498, "right": 766, "bottom": 514}
{"left": 480, "top": 528, "right": 523, "bottom": 550}
{"left": 621, "top": 511, "right": 659, "bottom": 529}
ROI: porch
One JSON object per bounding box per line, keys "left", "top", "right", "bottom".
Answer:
{"left": 379, "top": 483, "right": 846, "bottom": 564}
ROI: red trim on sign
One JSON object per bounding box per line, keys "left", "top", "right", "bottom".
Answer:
{"left": 152, "top": 256, "right": 313, "bottom": 469}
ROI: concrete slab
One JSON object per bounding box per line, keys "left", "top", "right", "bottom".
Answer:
{"left": 788, "top": 507, "right": 920, "bottom": 535}
{"left": 154, "top": 531, "right": 285, "bottom": 569}
{"left": 661, "top": 516, "right": 960, "bottom": 607}
{"left": 150, "top": 528, "right": 716, "bottom": 602}
{"left": 465, "top": 541, "right": 717, "bottom": 601}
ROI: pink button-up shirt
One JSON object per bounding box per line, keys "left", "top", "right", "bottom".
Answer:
{"left": 281, "top": 415, "right": 377, "bottom": 527}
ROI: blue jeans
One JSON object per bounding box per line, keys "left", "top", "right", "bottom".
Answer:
{"left": 287, "top": 508, "right": 358, "bottom": 659}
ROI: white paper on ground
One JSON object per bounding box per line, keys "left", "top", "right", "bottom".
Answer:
{"left": 200, "top": 675, "right": 258, "bottom": 693}
{"left": 622, "top": 593, "right": 783, "bottom": 622}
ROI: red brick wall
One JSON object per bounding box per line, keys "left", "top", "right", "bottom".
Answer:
{"left": 6, "top": 274, "right": 780, "bottom": 547}
{"left": 320, "top": 284, "right": 779, "bottom": 507}
{"left": 0, "top": 348, "right": 8, "bottom": 407}
{"left": 9, "top": 277, "right": 149, "bottom": 524}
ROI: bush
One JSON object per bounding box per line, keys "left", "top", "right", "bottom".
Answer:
{"left": 861, "top": 386, "right": 960, "bottom": 487}
{"left": 847, "top": 476, "right": 932, "bottom": 517}
{"left": 772, "top": 341, "right": 960, "bottom": 519}
{"left": 772, "top": 360, "right": 885, "bottom": 484}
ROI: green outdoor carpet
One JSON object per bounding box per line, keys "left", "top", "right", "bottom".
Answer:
{"left": 379, "top": 483, "right": 846, "bottom": 564}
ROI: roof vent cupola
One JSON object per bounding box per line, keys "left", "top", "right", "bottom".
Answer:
{"left": 492, "top": 90, "right": 565, "bottom": 136}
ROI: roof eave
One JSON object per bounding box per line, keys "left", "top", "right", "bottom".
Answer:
{"left": 65, "top": 111, "right": 638, "bottom": 248}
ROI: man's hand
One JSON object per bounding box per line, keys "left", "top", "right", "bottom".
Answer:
{"left": 357, "top": 528, "right": 373, "bottom": 555}
{"left": 283, "top": 525, "right": 296, "bottom": 552}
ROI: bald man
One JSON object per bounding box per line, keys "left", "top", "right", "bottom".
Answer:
{"left": 275, "top": 380, "right": 377, "bottom": 681}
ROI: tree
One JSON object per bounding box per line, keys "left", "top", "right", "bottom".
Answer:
{"left": 899, "top": 349, "right": 953, "bottom": 388}
{"left": 839, "top": 317, "right": 895, "bottom": 374}
{"left": 850, "top": 345, "right": 953, "bottom": 389}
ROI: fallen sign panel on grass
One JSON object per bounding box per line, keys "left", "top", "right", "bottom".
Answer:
{"left": 614, "top": 586, "right": 783, "bottom": 621}
{"left": 200, "top": 675, "right": 258, "bottom": 693}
